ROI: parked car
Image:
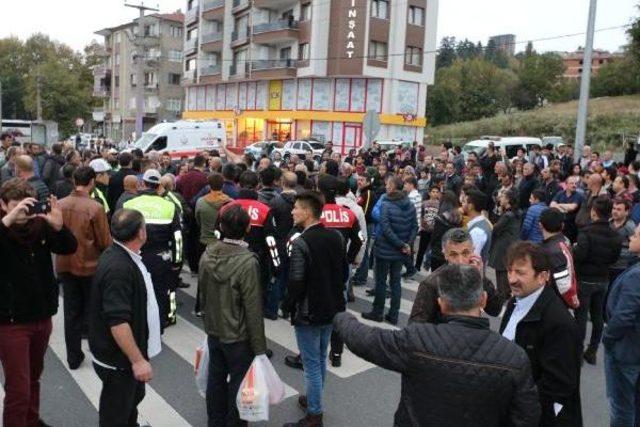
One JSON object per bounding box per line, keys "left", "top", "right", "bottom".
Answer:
{"left": 273, "top": 140, "right": 325, "bottom": 161}
{"left": 244, "top": 140, "right": 283, "bottom": 159}
{"left": 462, "top": 136, "right": 543, "bottom": 160}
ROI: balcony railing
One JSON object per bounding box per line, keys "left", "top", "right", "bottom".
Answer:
{"left": 93, "top": 65, "right": 110, "bottom": 78}
{"left": 93, "top": 87, "right": 109, "bottom": 97}
{"left": 144, "top": 82, "right": 159, "bottom": 90}
{"left": 201, "top": 31, "right": 223, "bottom": 44}
{"left": 183, "top": 68, "right": 196, "bottom": 82}
{"left": 229, "top": 62, "right": 249, "bottom": 77}
{"left": 251, "top": 59, "right": 295, "bottom": 70}
{"left": 186, "top": 6, "right": 199, "bottom": 23}
{"left": 203, "top": 0, "right": 224, "bottom": 11}
{"left": 231, "top": 27, "right": 250, "bottom": 42}
{"left": 200, "top": 64, "right": 222, "bottom": 76}
{"left": 253, "top": 19, "right": 299, "bottom": 34}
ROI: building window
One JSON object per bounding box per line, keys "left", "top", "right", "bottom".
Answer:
{"left": 114, "top": 98, "right": 120, "bottom": 109}
{"left": 408, "top": 6, "right": 424, "bottom": 26}
{"left": 144, "top": 24, "right": 158, "bottom": 37}
{"left": 169, "top": 73, "right": 182, "bottom": 85}
{"left": 170, "top": 26, "right": 183, "bottom": 38}
{"left": 144, "top": 72, "right": 156, "bottom": 86}
{"left": 115, "top": 53, "right": 121, "bottom": 66}
{"left": 185, "top": 58, "right": 196, "bottom": 71}
{"left": 299, "top": 43, "right": 310, "bottom": 61}
{"left": 599, "top": 59, "right": 604, "bottom": 64}
{"left": 114, "top": 32, "right": 121, "bottom": 43}
{"left": 187, "top": 28, "right": 198, "bottom": 41}
{"left": 371, "top": 0, "right": 389, "bottom": 19}
{"left": 405, "top": 46, "right": 422, "bottom": 66}
{"left": 167, "top": 99, "right": 182, "bottom": 112}
{"left": 168, "top": 50, "right": 183, "bottom": 62}
{"left": 188, "top": 0, "right": 195, "bottom": 10}
{"left": 280, "top": 47, "right": 292, "bottom": 60}
{"left": 301, "top": 3, "right": 311, "bottom": 21}
{"left": 130, "top": 74, "right": 137, "bottom": 85}
{"left": 579, "top": 60, "right": 584, "bottom": 65}
{"left": 114, "top": 75, "right": 120, "bottom": 88}
{"left": 368, "top": 41, "right": 387, "bottom": 61}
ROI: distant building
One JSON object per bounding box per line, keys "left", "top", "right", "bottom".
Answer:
{"left": 488, "top": 34, "right": 516, "bottom": 57}
{"left": 180, "top": 0, "right": 439, "bottom": 151}
{"left": 93, "top": 11, "right": 185, "bottom": 141}
{"left": 560, "top": 49, "right": 623, "bottom": 80}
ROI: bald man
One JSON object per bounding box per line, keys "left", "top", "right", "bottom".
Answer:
{"left": 115, "top": 175, "right": 139, "bottom": 210}
{"left": 576, "top": 172, "right": 606, "bottom": 229}
{"left": 14, "top": 154, "right": 50, "bottom": 202}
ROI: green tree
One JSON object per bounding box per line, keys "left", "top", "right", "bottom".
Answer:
{"left": 513, "top": 52, "right": 565, "bottom": 109}
{"left": 436, "top": 36, "right": 457, "bottom": 69}
{"left": 591, "top": 58, "right": 640, "bottom": 97}
{"left": 627, "top": 4, "right": 640, "bottom": 65}
{"left": 0, "top": 37, "right": 29, "bottom": 119}
{"left": 456, "top": 39, "right": 480, "bottom": 60}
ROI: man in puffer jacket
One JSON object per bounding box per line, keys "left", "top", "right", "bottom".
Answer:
{"left": 335, "top": 264, "right": 540, "bottom": 427}
{"left": 362, "top": 176, "right": 417, "bottom": 325}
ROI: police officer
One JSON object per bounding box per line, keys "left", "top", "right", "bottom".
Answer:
{"left": 123, "top": 169, "right": 183, "bottom": 328}
{"left": 88, "top": 158, "right": 111, "bottom": 216}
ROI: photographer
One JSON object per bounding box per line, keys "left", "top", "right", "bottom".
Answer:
{"left": 0, "top": 178, "right": 77, "bottom": 427}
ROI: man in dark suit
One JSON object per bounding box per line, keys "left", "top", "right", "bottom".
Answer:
{"left": 500, "top": 241, "right": 582, "bottom": 427}
{"left": 89, "top": 209, "right": 162, "bottom": 426}
{"left": 107, "top": 152, "right": 137, "bottom": 211}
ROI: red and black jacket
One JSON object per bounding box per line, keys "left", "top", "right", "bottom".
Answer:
{"left": 320, "top": 203, "right": 363, "bottom": 264}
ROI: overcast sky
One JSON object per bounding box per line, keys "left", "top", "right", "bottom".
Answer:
{"left": 0, "top": 0, "right": 637, "bottom": 54}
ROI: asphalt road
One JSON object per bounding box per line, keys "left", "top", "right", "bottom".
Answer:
{"left": 0, "top": 269, "right": 608, "bottom": 426}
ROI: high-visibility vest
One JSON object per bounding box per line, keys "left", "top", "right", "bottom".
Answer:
{"left": 92, "top": 187, "right": 110, "bottom": 213}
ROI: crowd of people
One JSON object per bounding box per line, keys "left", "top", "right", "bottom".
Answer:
{"left": 0, "top": 129, "right": 639, "bottom": 427}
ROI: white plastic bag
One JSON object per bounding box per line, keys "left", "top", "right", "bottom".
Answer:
{"left": 237, "top": 354, "right": 285, "bottom": 421}
{"left": 194, "top": 338, "right": 209, "bottom": 398}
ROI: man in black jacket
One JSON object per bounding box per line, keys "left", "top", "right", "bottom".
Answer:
{"left": 107, "top": 152, "right": 136, "bottom": 211}
{"left": 500, "top": 242, "right": 582, "bottom": 427}
{"left": 573, "top": 195, "right": 622, "bottom": 365}
{"left": 283, "top": 191, "right": 348, "bottom": 427}
{"left": 89, "top": 209, "right": 162, "bottom": 427}
{"left": 335, "top": 264, "right": 540, "bottom": 427}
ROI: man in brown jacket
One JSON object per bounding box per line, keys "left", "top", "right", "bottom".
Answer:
{"left": 56, "top": 166, "right": 112, "bottom": 369}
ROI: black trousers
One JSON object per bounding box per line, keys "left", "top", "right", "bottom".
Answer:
{"left": 207, "top": 336, "right": 253, "bottom": 427}
{"left": 414, "top": 230, "right": 432, "bottom": 271}
{"left": 61, "top": 274, "right": 92, "bottom": 365}
{"left": 575, "top": 279, "right": 608, "bottom": 352}
{"left": 94, "top": 363, "right": 145, "bottom": 427}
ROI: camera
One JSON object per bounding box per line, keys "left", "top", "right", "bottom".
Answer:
{"left": 26, "top": 200, "right": 51, "bottom": 216}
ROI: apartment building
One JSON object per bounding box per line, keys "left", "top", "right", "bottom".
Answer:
{"left": 488, "top": 34, "right": 515, "bottom": 57}
{"left": 181, "top": 0, "right": 438, "bottom": 152}
{"left": 93, "top": 12, "right": 185, "bottom": 141}
{"left": 561, "top": 49, "right": 622, "bottom": 80}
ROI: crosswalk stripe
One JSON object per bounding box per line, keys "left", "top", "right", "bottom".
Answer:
{"left": 163, "top": 314, "right": 298, "bottom": 399}
{"left": 49, "top": 300, "right": 191, "bottom": 427}
{"left": 352, "top": 285, "right": 415, "bottom": 316}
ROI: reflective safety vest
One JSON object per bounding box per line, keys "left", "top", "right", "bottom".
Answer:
{"left": 92, "top": 187, "right": 110, "bottom": 214}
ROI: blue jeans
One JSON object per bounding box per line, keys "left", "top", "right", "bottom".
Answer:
{"left": 265, "top": 261, "right": 288, "bottom": 316}
{"left": 605, "top": 350, "right": 640, "bottom": 427}
{"left": 295, "top": 324, "right": 332, "bottom": 415}
{"left": 352, "top": 223, "right": 374, "bottom": 285}
{"left": 373, "top": 257, "right": 403, "bottom": 320}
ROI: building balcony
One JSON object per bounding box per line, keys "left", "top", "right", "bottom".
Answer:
{"left": 93, "top": 64, "right": 111, "bottom": 79}
{"left": 186, "top": 6, "right": 199, "bottom": 25}
{"left": 232, "top": 0, "right": 250, "bottom": 13}
{"left": 144, "top": 82, "right": 159, "bottom": 91}
{"left": 229, "top": 62, "right": 249, "bottom": 79}
{"left": 252, "top": 19, "right": 299, "bottom": 44}
{"left": 94, "top": 45, "right": 110, "bottom": 57}
{"left": 203, "top": 0, "right": 224, "bottom": 20}
{"left": 250, "top": 59, "right": 297, "bottom": 77}
{"left": 201, "top": 31, "right": 223, "bottom": 52}
{"left": 138, "top": 34, "right": 161, "bottom": 47}
{"left": 231, "top": 27, "right": 250, "bottom": 47}
{"left": 93, "top": 86, "right": 109, "bottom": 98}
{"left": 200, "top": 63, "right": 222, "bottom": 77}
{"left": 185, "top": 37, "right": 198, "bottom": 55}
{"left": 254, "top": 0, "right": 298, "bottom": 8}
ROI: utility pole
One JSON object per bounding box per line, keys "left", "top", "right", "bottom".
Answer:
{"left": 125, "top": 2, "right": 159, "bottom": 140}
{"left": 573, "top": 0, "right": 598, "bottom": 163}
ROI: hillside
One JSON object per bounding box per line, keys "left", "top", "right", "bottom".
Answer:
{"left": 427, "top": 95, "right": 640, "bottom": 150}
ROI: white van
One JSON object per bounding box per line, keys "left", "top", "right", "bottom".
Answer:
{"left": 131, "top": 120, "right": 226, "bottom": 158}
{"left": 462, "top": 137, "right": 543, "bottom": 160}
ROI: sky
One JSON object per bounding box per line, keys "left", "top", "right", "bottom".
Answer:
{"left": 0, "top": 0, "right": 637, "bottom": 54}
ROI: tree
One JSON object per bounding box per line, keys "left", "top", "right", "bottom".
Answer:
{"left": 426, "top": 58, "right": 518, "bottom": 125}
{"left": 456, "top": 39, "right": 480, "bottom": 60}
{"left": 436, "top": 36, "right": 457, "bottom": 69}
{"left": 627, "top": 4, "right": 640, "bottom": 65}
{"left": 513, "top": 52, "right": 565, "bottom": 109}
{"left": 0, "top": 37, "right": 29, "bottom": 119}
{"left": 485, "top": 39, "right": 510, "bottom": 69}
{"left": 591, "top": 58, "right": 640, "bottom": 97}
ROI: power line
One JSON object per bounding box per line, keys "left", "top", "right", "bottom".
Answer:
{"left": 197, "top": 23, "right": 631, "bottom": 63}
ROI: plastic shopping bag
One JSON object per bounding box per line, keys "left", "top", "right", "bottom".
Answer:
{"left": 194, "top": 338, "right": 209, "bottom": 398}
{"left": 237, "top": 354, "right": 285, "bottom": 421}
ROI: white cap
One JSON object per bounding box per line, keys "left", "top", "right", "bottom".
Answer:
{"left": 142, "top": 169, "right": 161, "bottom": 184}
{"left": 89, "top": 158, "right": 112, "bottom": 173}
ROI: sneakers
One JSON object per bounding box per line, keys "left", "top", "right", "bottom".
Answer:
{"left": 298, "top": 395, "right": 308, "bottom": 410}
{"left": 283, "top": 413, "right": 323, "bottom": 427}
{"left": 384, "top": 314, "right": 398, "bottom": 325}
{"left": 402, "top": 270, "right": 417, "bottom": 280}
{"left": 285, "top": 354, "right": 304, "bottom": 370}
{"left": 330, "top": 353, "right": 342, "bottom": 367}
{"left": 583, "top": 348, "right": 597, "bottom": 365}
{"left": 361, "top": 311, "right": 383, "bottom": 322}
{"left": 68, "top": 353, "right": 85, "bottom": 370}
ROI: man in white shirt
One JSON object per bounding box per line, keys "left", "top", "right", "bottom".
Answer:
{"left": 89, "top": 209, "right": 162, "bottom": 426}
{"left": 402, "top": 176, "right": 423, "bottom": 278}
{"left": 499, "top": 241, "right": 582, "bottom": 426}
{"left": 461, "top": 188, "right": 492, "bottom": 264}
